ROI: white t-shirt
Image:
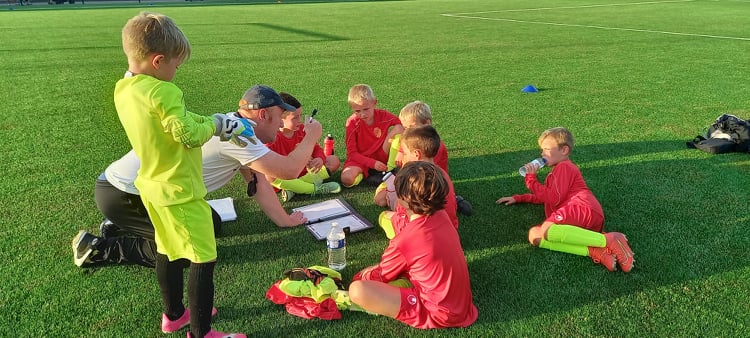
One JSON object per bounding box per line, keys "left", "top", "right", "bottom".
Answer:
{"left": 104, "top": 150, "right": 141, "bottom": 195}
{"left": 105, "top": 131, "right": 269, "bottom": 195}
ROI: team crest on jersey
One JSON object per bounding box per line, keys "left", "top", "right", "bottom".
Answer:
{"left": 373, "top": 127, "right": 382, "bottom": 138}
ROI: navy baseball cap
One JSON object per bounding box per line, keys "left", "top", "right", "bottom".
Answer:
{"left": 239, "top": 85, "right": 297, "bottom": 112}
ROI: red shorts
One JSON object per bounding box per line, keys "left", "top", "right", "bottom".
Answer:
{"left": 546, "top": 204, "right": 604, "bottom": 233}
{"left": 394, "top": 287, "right": 430, "bottom": 328}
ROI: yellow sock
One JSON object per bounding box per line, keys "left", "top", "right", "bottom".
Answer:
{"left": 272, "top": 178, "right": 314, "bottom": 194}
{"left": 344, "top": 173, "right": 363, "bottom": 188}
{"left": 314, "top": 167, "right": 330, "bottom": 181}
{"left": 386, "top": 135, "right": 401, "bottom": 171}
{"left": 300, "top": 171, "right": 316, "bottom": 184}
{"left": 378, "top": 211, "right": 395, "bottom": 239}
{"left": 300, "top": 167, "right": 329, "bottom": 184}
{"left": 539, "top": 239, "right": 589, "bottom": 256}
{"left": 375, "top": 182, "right": 387, "bottom": 195}
{"left": 387, "top": 278, "right": 413, "bottom": 288}
{"left": 546, "top": 224, "right": 606, "bottom": 247}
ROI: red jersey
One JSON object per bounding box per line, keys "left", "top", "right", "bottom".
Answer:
{"left": 513, "top": 159, "right": 604, "bottom": 224}
{"left": 266, "top": 126, "right": 325, "bottom": 178}
{"left": 397, "top": 140, "right": 449, "bottom": 172}
{"left": 390, "top": 167, "right": 458, "bottom": 236}
{"left": 370, "top": 209, "right": 477, "bottom": 328}
{"left": 435, "top": 142, "right": 449, "bottom": 173}
{"left": 344, "top": 109, "right": 401, "bottom": 168}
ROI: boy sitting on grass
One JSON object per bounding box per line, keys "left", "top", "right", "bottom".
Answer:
{"left": 374, "top": 101, "right": 448, "bottom": 207}
{"left": 496, "top": 127, "right": 635, "bottom": 272}
{"left": 264, "top": 92, "right": 341, "bottom": 202}
{"left": 340, "top": 84, "right": 403, "bottom": 187}
{"left": 349, "top": 161, "right": 478, "bottom": 329}
{"left": 378, "top": 125, "right": 458, "bottom": 238}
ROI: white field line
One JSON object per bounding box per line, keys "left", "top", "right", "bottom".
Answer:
{"left": 441, "top": 0, "right": 750, "bottom": 41}
{"left": 446, "top": 0, "right": 696, "bottom": 15}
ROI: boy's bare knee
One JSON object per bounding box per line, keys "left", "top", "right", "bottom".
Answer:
{"left": 341, "top": 170, "right": 353, "bottom": 183}
{"left": 528, "top": 226, "right": 543, "bottom": 246}
{"left": 326, "top": 156, "right": 341, "bottom": 173}
{"left": 349, "top": 281, "right": 364, "bottom": 303}
{"left": 374, "top": 189, "right": 387, "bottom": 206}
{"left": 341, "top": 167, "right": 362, "bottom": 186}
{"left": 528, "top": 237, "right": 542, "bottom": 246}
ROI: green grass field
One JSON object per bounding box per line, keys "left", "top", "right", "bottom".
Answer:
{"left": 1, "top": 0, "right": 749, "bottom": 336}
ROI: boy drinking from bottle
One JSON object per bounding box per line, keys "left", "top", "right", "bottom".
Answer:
{"left": 496, "top": 127, "right": 635, "bottom": 272}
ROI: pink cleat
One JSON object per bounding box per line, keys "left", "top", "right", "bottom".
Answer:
{"left": 588, "top": 246, "right": 616, "bottom": 272}
{"left": 187, "top": 330, "right": 247, "bottom": 338}
{"left": 604, "top": 232, "right": 635, "bottom": 273}
{"left": 162, "top": 307, "right": 218, "bottom": 333}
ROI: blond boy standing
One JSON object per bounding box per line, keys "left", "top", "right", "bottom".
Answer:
{"left": 116, "top": 12, "right": 245, "bottom": 337}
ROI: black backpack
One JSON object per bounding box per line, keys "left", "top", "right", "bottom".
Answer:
{"left": 687, "top": 114, "right": 750, "bottom": 154}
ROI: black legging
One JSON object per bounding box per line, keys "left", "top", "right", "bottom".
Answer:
{"left": 91, "top": 178, "right": 221, "bottom": 268}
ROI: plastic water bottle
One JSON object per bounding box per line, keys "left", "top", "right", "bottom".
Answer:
{"left": 519, "top": 158, "right": 547, "bottom": 177}
{"left": 324, "top": 134, "right": 335, "bottom": 157}
{"left": 382, "top": 171, "right": 397, "bottom": 209}
{"left": 327, "top": 222, "right": 346, "bottom": 271}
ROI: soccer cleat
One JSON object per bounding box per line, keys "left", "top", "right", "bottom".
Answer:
{"left": 604, "top": 232, "right": 635, "bottom": 273}
{"left": 187, "top": 330, "right": 246, "bottom": 338}
{"left": 72, "top": 230, "right": 102, "bottom": 267}
{"left": 281, "top": 190, "right": 295, "bottom": 203}
{"left": 162, "top": 307, "right": 218, "bottom": 333}
{"left": 456, "top": 195, "right": 473, "bottom": 216}
{"left": 588, "top": 246, "right": 616, "bottom": 272}
{"left": 314, "top": 182, "right": 341, "bottom": 195}
{"left": 364, "top": 172, "right": 384, "bottom": 186}
{"left": 99, "top": 218, "right": 119, "bottom": 239}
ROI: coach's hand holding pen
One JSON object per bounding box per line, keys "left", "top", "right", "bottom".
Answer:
{"left": 303, "top": 109, "right": 323, "bottom": 142}
{"left": 308, "top": 108, "right": 318, "bottom": 123}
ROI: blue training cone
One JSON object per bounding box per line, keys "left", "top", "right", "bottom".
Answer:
{"left": 521, "top": 85, "right": 538, "bottom": 93}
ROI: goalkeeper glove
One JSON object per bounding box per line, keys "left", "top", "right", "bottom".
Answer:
{"left": 213, "top": 113, "right": 245, "bottom": 141}
{"left": 213, "top": 113, "right": 253, "bottom": 147}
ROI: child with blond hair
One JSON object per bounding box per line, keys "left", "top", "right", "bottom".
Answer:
{"left": 375, "top": 101, "right": 472, "bottom": 215}
{"left": 391, "top": 101, "right": 448, "bottom": 171}
{"left": 349, "top": 161, "right": 478, "bottom": 329}
{"left": 340, "top": 84, "right": 403, "bottom": 187}
{"left": 115, "top": 12, "right": 246, "bottom": 337}
{"left": 496, "top": 127, "right": 635, "bottom": 272}
{"left": 374, "top": 101, "right": 448, "bottom": 207}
